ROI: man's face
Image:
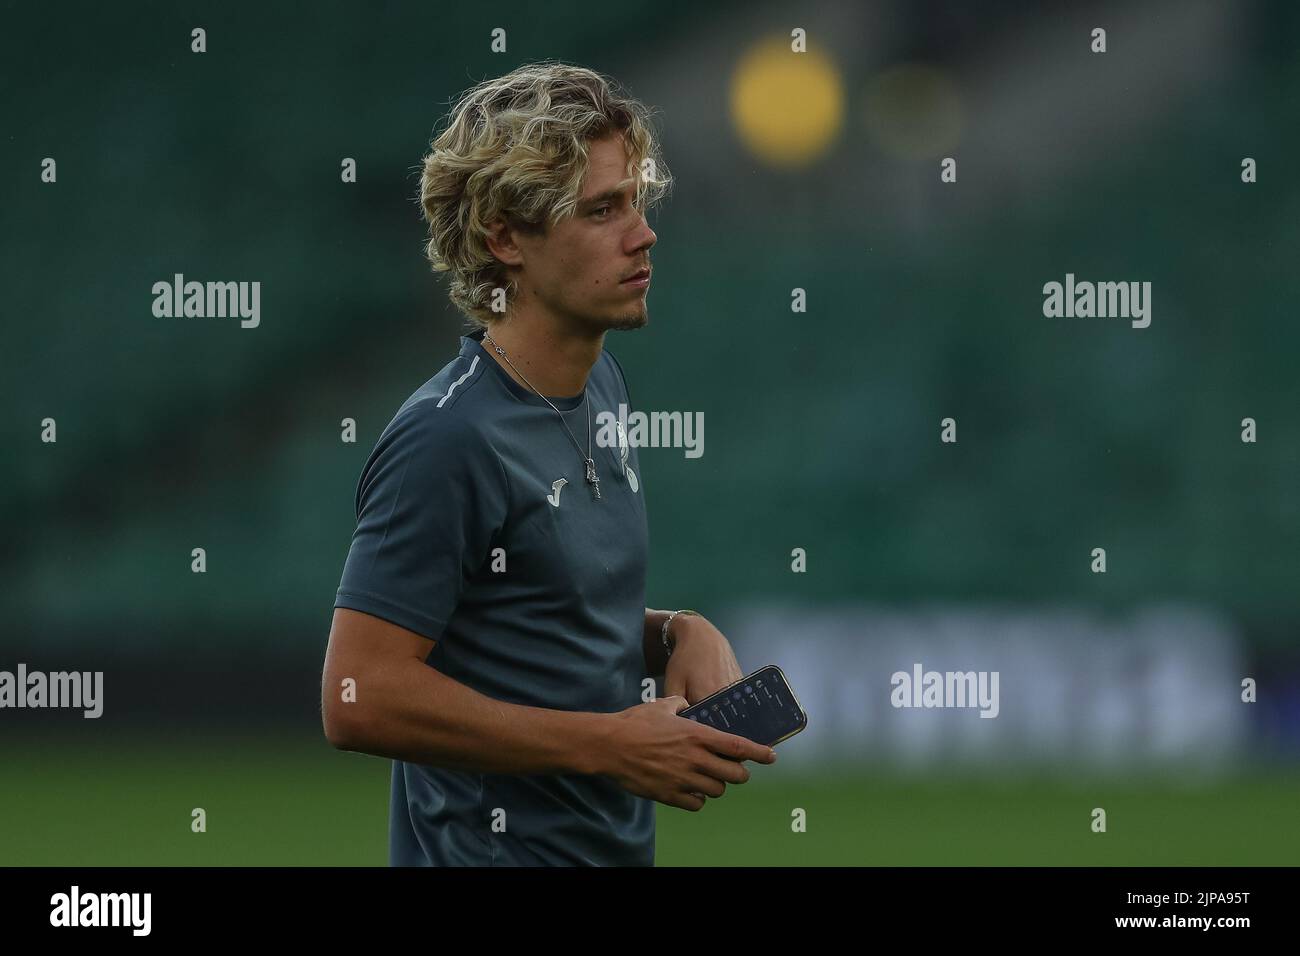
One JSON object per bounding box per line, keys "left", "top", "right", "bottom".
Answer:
{"left": 506, "top": 133, "right": 657, "bottom": 333}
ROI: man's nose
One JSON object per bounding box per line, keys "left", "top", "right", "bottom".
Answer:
{"left": 628, "top": 216, "right": 656, "bottom": 253}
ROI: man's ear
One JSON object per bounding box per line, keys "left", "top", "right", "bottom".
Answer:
{"left": 484, "top": 217, "right": 525, "bottom": 268}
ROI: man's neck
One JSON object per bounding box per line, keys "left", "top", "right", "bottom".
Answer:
{"left": 479, "top": 318, "right": 604, "bottom": 399}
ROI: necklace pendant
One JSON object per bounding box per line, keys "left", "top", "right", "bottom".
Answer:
{"left": 585, "top": 458, "right": 601, "bottom": 499}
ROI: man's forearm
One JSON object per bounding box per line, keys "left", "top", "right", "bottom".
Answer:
{"left": 644, "top": 607, "right": 674, "bottom": 675}
{"left": 327, "top": 659, "right": 612, "bottom": 777}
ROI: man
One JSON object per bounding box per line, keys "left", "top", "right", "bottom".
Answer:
{"left": 321, "top": 62, "right": 775, "bottom": 866}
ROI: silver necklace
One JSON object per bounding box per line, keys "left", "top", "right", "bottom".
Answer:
{"left": 483, "top": 332, "right": 601, "bottom": 500}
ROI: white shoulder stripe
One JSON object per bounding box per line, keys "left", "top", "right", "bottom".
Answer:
{"left": 435, "top": 354, "right": 479, "bottom": 408}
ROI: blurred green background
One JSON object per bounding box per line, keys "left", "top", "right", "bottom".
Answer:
{"left": 3, "top": 0, "right": 1299, "bottom": 864}
{"left": 7, "top": 736, "right": 1300, "bottom": 864}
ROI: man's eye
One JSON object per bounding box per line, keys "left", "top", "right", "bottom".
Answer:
{"left": 592, "top": 206, "right": 612, "bottom": 218}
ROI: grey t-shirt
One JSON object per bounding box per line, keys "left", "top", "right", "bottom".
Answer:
{"left": 334, "top": 327, "right": 653, "bottom": 865}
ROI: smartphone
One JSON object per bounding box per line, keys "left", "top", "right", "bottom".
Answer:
{"left": 677, "top": 664, "right": 807, "bottom": 748}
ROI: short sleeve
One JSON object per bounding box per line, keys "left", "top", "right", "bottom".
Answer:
{"left": 334, "top": 400, "right": 508, "bottom": 641}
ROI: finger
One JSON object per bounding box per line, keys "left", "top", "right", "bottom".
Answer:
{"left": 656, "top": 695, "right": 690, "bottom": 714}
{"left": 696, "top": 756, "right": 752, "bottom": 785}
{"left": 665, "top": 791, "right": 707, "bottom": 812}
{"left": 700, "top": 727, "right": 776, "bottom": 764}
{"left": 683, "top": 773, "right": 726, "bottom": 799}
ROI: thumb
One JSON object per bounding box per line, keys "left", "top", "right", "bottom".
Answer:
{"left": 656, "top": 694, "right": 689, "bottom": 714}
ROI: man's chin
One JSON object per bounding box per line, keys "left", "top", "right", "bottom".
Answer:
{"left": 605, "top": 310, "right": 649, "bottom": 332}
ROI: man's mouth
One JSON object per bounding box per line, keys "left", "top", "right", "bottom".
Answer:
{"left": 620, "top": 268, "right": 651, "bottom": 284}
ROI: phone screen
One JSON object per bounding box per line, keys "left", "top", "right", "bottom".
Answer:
{"left": 677, "top": 664, "right": 807, "bottom": 748}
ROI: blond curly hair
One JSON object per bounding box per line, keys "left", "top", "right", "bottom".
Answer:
{"left": 417, "top": 61, "right": 672, "bottom": 328}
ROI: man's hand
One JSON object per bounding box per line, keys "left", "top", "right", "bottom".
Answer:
{"left": 597, "top": 696, "right": 776, "bottom": 811}
{"left": 662, "top": 613, "right": 744, "bottom": 704}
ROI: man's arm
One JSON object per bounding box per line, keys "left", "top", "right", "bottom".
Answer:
{"left": 322, "top": 606, "right": 775, "bottom": 811}
{"left": 644, "top": 607, "right": 747, "bottom": 705}
{"left": 322, "top": 607, "right": 609, "bottom": 775}
{"left": 643, "top": 607, "right": 675, "bottom": 675}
